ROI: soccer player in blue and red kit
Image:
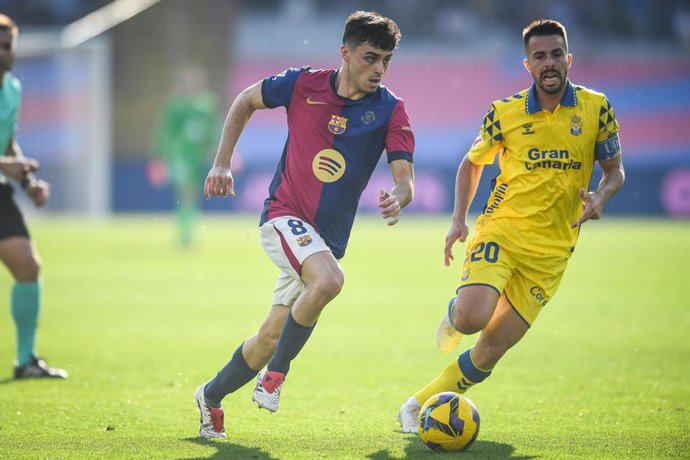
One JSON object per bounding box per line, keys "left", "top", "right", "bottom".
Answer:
{"left": 194, "top": 11, "right": 415, "bottom": 438}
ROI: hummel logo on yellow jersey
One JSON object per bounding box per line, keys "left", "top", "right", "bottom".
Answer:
{"left": 521, "top": 123, "right": 535, "bottom": 135}
{"left": 306, "top": 97, "right": 327, "bottom": 105}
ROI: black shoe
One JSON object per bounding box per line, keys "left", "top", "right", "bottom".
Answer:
{"left": 14, "top": 355, "right": 68, "bottom": 380}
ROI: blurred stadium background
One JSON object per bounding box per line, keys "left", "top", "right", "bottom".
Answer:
{"left": 4, "top": 0, "right": 690, "bottom": 218}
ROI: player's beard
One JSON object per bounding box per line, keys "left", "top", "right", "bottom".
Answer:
{"left": 536, "top": 67, "right": 567, "bottom": 95}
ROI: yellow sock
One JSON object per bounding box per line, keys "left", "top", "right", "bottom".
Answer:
{"left": 414, "top": 359, "right": 464, "bottom": 405}
{"left": 413, "top": 349, "right": 492, "bottom": 406}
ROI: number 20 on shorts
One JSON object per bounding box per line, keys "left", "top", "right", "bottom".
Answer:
{"left": 469, "top": 241, "right": 499, "bottom": 263}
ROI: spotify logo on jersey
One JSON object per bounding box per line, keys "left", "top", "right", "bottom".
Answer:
{"left": 312, "top": 149, "right": 346, "bottom": 183}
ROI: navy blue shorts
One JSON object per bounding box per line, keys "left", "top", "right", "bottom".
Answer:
{"left": 0, "top": 182, "right": 30, "bottom": 240}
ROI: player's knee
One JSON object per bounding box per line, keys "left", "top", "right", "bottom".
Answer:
{"left": 452, "top": 307, "right": 486, "bottom": 335}
{"left": 311, "top": 271, "right": 344, "bottom": 303}
{"left": 14, "top": 257, "right": 40, "bottom": 282}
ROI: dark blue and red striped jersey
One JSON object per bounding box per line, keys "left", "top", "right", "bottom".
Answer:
{"left": 259, "top": 67, "right": 415, "bottom": 259}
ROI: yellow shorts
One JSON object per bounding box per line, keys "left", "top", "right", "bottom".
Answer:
{"left": 457, "top": 232, "right": 569, "bottom": 326}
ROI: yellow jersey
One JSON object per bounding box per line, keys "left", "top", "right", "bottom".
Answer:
{"left": 468, "top": 81, "right": 621, "bottom": 257}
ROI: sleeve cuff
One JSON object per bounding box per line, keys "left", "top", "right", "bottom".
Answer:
{"left": 386, "top": 151, "right": 413, "bottom": 163}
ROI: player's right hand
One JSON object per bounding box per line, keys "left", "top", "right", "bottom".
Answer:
{"left": 204, "top": 165, "right": 235, "bottom": 199}
{"left": 0, "top": 157, "right": 39, "bottom": 182}
{"left": 444, "top": 219, "right": 469, "bottom": 266}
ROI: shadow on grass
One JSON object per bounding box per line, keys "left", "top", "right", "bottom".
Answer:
{"left": 180, "top": 437, "right": 277, "bottom": 460}
{"left": 368, "top": 433, "right": 538, "bottom": 459}
{"left": 0, "top": 377, "right": 70, "bottom": 385}
{"left": 180, "top": 433, "right": 537, "bottom": 459}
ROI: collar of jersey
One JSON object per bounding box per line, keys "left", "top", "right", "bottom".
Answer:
{"left": 526, "top": 80, "right": 576, "bottom": 114}
{"left": 329, "top": 70, "right": 378, "bottom": 105}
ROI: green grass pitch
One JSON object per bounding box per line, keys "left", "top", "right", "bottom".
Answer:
{"left": 0, "top": 215, "right": 688, "bottom": 459}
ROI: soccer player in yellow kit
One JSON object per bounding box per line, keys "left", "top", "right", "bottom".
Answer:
{"left": 398, "top": 19, "right": 625, "bottom": 431}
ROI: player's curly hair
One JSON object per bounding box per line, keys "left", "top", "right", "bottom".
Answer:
{"left": 343, "top": 11, "right": 401, "bottom": 51}
{"left": 522, "top": 19, "right": 568, "bottom": 52}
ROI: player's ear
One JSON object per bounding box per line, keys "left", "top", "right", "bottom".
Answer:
{"left": 341, "top": 45, "right": 350, "bottom": 64}
{"left": 566, "top": 53, "right": 573, "bottom": 69}
{"left": 523, "top": 58, "right": 531, "bottom": 73}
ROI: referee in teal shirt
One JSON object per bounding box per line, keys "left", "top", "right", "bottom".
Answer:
{"left": 0, "top": 13, "right": 66, "bottom": 379}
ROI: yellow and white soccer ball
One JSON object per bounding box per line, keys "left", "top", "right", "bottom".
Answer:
{"left": 417, "top": 391, "right": 480, "bottom": 452}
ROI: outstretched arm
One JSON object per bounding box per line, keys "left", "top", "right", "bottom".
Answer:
{"left": 571, "top": 155, "right": 625, "bottom": 228}
{"left": 379, "top": 159, "right": 413, "bottom": 226}
{"left": 204, "top": 81, "right": 266, "bottom": 199}
{"left": 444, "top": 155, "right": 484, "bottom": 266}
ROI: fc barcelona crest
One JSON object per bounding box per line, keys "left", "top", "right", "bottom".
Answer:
{"left": 296, "top": 235, "right": 313, "bottom": 247}
{"left": 328, "top": 114, "right": 348, "bottom": 135}
{"left": 570, "top": 115, "right": 582, "bottom": 136}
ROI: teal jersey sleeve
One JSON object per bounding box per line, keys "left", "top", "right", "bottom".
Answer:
{"left": 0, "top": 72, "right": 22, "bottom": 155}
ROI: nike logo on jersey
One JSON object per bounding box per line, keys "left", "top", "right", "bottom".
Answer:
{"left": 306, "top": 97, "right": 327, "bottom": 105}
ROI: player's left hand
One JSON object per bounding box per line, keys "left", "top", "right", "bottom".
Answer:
{"left": 571, "top": 187, "right": 604, "bottom": 228}
{"left": 204, "top": 164, "right": 235, "bottom": 199}
{"left": 379, "top": 189, "right": 401, "bottom": 226}
{"left": 27, "top": 179, "right": 50, "bottom": 208}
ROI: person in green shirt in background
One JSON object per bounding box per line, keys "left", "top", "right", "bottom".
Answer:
{"left": 150, "top": 65, "right": 220, "bottom": 247}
